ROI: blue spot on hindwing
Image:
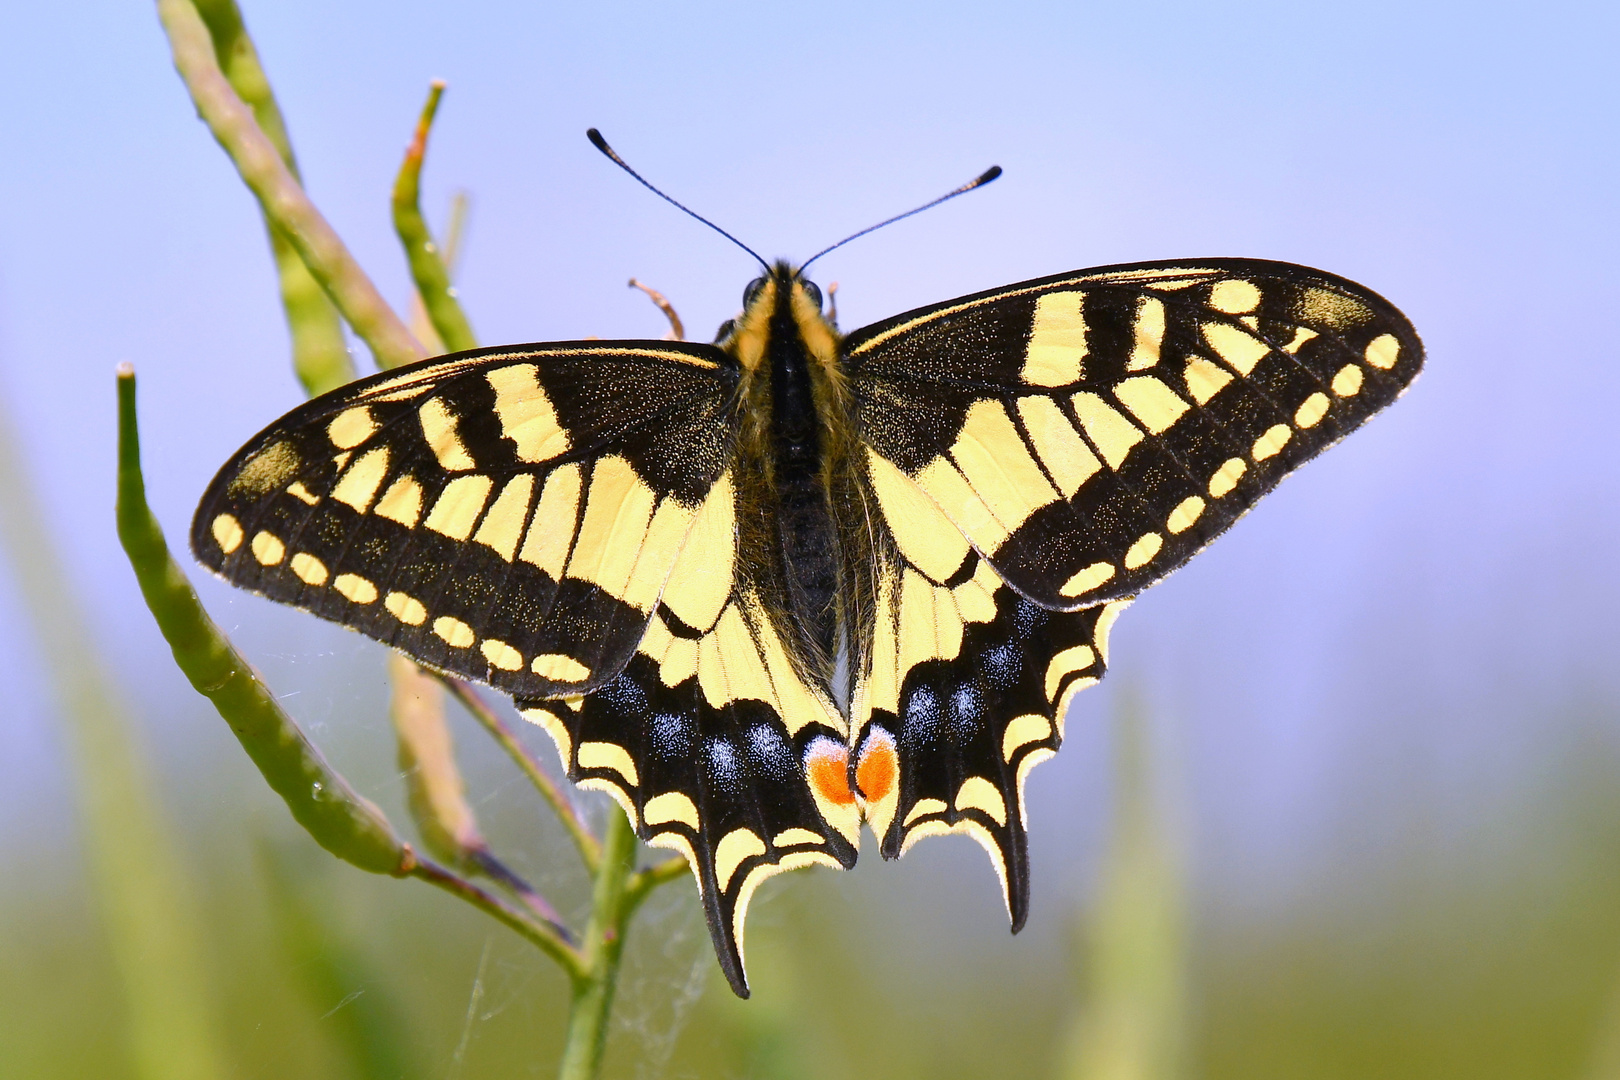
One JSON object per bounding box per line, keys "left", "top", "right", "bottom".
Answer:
{"left": 902, "top": 683, "right": 942, "bottom": 749}
{"left": 746, "top": 723, "right": 796, "bottom": 780}
{"left": 596, "top": 672, "right": 649, "bottom": 718}
{"left": 950, "top": 682, "right": 984, "bottom": 741}
{"left": 650, "top": 711, "right": 695, "bottom": 761}
{"left": 1011, "top": 596, "right": 1044, "bottom": 639}
{"left": 705, "top": 737, "right": 743, "bottom": 796}
{"left": 981, "top": 643, "right": 1022, "bottom": 689}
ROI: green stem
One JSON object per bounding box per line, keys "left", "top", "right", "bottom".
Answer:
{"left": 116, "top": 367, "right": 405, "bottom": 873}
{"left": 117, "top": 366, "right": 582, "bottom": 973}
{"left": 558, "top": 807, "right": 638, "bottom": 1080}
{"left": 189, "top": 0, "right": 354, "bottom": 395}
{"left": 154, "top": 0, "right": 424, "bottom": 370}
{"left": 439, "top": 676, "right": 602, "bottom": 873}
{"left": 624, "top": 854, "right": 691, "bottom": 915}
{"left": 409, "top": 857, "right": 583, "bottom": 980}
{"left": 393, "top": 80, "right": 478, "bottom": 354}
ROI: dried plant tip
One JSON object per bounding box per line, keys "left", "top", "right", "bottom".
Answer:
{"left": 628, "top": 278, "right": 685, "bottom": 341}
{"left": 393, "top": 80, "right": 477, "bottom": 354}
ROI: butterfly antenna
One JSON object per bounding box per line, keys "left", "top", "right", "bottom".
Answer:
{"left": 799, "top": 165, "right": 1002, "bottom": 274}
{"left": 587, "top": 129, "right": 770, "bottom": 272}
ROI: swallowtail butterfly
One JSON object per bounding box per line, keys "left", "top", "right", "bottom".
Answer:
{"left": 194, "top": 161, "right": 1420, "bottom": 995}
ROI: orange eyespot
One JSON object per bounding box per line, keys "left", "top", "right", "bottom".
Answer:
{"left": 855, "top": 730, "right": 897, "bottom": 804}
{"left": 805, "top": 738, "right": 855, "bottom": 807}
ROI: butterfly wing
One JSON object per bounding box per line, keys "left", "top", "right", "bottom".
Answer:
{"left": 845, "top": 259, "right": 1422, "bottom": 919}
{"left": 193, "top": 340, "right": 858, "bottom": 998}
{"left": 847, "top": 259, "right": 1423, "bottom": 610}
{"left": 517, "top": 521, "right": 860, "bottom": 996}
{"left": 192, "top": 341, "right": 737, "bottom": 699}
{"left": 849, "top": 529, "right": 1127, "bottom": 929}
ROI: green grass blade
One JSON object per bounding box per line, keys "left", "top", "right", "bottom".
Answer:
{"left": 0, "top": 385, "right": 229, "bottom": 1080}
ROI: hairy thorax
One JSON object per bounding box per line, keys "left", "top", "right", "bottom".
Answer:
{"left": 725, "top": 266, "right": 869, "bottom": 691}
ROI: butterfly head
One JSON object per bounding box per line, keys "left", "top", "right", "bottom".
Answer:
{"left": 717, "top": 261, "right": 836, "bottom": 366}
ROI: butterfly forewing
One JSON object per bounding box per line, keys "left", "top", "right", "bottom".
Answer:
{"left": 192, "top": 341, "right": 737, "bottom": 699}
{"left": 846, "top": 259, "right": 1423, "bottom": 611}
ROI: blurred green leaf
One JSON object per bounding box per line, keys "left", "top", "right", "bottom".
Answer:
{"left": 0, "top": 385, "right": 229, "bottom": 1080}
{"left": 1062, "top": 691, "right": 1187, "bottom": 1080}
{"left": 258, "top": 841, "right": 421, "bottom": 1080}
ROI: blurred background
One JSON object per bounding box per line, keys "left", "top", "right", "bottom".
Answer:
{"left": 2, "top": 1, "right": 1618, "bottom": 1077}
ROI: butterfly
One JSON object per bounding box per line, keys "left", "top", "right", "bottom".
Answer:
{"left": 193, "top": 251, "right": 1421, "bottom": 996}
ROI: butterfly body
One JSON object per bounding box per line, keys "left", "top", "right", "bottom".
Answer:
{"left": 194, "top": 256, "right": 1421, "bottom": 996}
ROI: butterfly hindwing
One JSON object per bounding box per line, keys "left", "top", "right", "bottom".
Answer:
{"left": 847, "top": 259, "right": 1423, "bottom": 610}
{"left": 518, "top": 474, "right": 858, "bottom": 997}
{"left": 192, "top": 342, "right": 738, "bottom": 698}
{"left": 851, "top": 527, "right": 1127, "bottom": 926}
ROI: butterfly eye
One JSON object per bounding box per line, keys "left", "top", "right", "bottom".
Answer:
{"left": 742, "top": 277, "right": 767, "bottom": 308}
{"left": 799, "top": 281, "right": 823, "bottom": 310}
{"left": 713, "top": 318, "right": 736, "bottom": 342}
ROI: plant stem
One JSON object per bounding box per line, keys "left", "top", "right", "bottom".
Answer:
{"left": 390, "top": 654, "right": 482, "bottom": 866}
{"left": 627, "top": 278, "right": 685, "bottom": 341}
{"left": 154, "top": 0, "right": 424, "bottom": 370}
{"left": 558, "top": 807, "right": 639, "bottom": 1080}
{"left": 408, "top": 856, "right": 583, "bottom": 979}
{"left": 393, "top": 80, "right": 478, "bottom": 354}
{"left": 624, "top": 853, "right": 691, "bottom": 914}
{"left": 116, "top": 366, "right": 406, "bottom": 874}
{"left": 189, "top": 0, "right": 354, "bottom": 395}
{"left": 439, "top": 676, "right": 602, "bottom": 873}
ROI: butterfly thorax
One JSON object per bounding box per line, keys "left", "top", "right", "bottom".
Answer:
{"left": 725, "top": 263, "right": 864, "bottom": 688}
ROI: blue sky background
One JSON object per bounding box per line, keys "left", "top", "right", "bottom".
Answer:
{"left": 1, "top": 0, "right": 1617, "bottom": 954}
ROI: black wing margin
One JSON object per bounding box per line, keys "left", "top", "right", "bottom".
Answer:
{"left": 846, "top": 259, "right": 1423, "bottom": 610}
{"left": 192, "top": 341, "right": 737, "bottom": 699}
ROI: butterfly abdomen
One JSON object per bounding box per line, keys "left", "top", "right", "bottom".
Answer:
{"left": 724, "top": 264, "right": 866, "bottom": 683}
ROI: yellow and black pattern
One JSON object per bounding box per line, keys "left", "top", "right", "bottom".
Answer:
{"left": 849, "top": 259, "right": 1423, "bottom": 609}
{"left": 195, "top": 255, "right": 1420, "bottom": 998}
{"left": 516, "top": 566, "right": 859, "bottom": 994}
{"left": 850, "top": 535, "right": 1128, "bottom": 928}
{"left": 193, "top": 343, "right": 736, "bottom": 699}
